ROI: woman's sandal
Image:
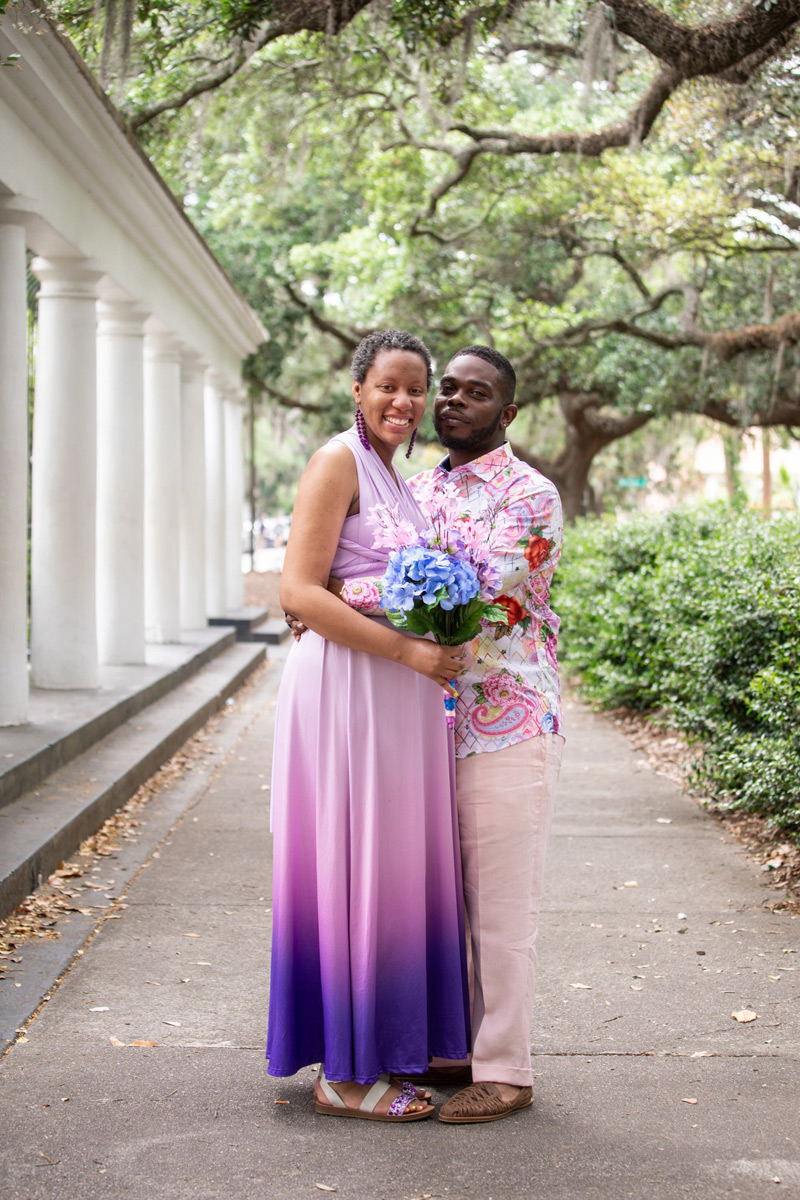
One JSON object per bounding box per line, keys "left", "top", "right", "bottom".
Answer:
{"left": 314, "top": 1072, "right": 434, "bottom": 1122}
{"left": 390, "top": 1076, "right": 431, "bottom": 1102}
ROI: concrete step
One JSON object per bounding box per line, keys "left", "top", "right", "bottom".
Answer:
{"left": 250, "top": 616, "right": 293, "bottom": 646}
{"left": 0, "top": 640, "right": 265, "bottom": 921}
{"left": 207, "top": 607, "right": 269, "bottom": 641}
{"left": 0, "top": 628, "right": 237, "bottom": 811}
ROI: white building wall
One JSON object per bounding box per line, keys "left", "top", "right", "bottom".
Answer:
{"left": 0, "top": 1, "right": 266, "bottom": 722}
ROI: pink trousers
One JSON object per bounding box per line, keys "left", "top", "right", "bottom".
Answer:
{"left": 437, "top": 734, "right": 564, "bottom": 1086}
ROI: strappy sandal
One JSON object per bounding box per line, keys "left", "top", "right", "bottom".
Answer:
{"left": 390, "top": 1076, "right": 432, "bottom": 1101}
{"left": 314, "top": 1071, "right": 434, "bottom": 1122}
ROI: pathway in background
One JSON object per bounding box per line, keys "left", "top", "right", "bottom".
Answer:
{"left": 1, "top": 656, "right": 798, "bottom": 1199}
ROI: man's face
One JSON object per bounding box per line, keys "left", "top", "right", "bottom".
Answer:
{"left": 433, "top": 354, "right": 509, "bottom": 455}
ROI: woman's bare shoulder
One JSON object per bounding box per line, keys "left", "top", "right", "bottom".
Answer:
{"left": 296, "top": 438, "right": 357, "bottom": 502}
{"left": 310, "top": 438, "right": 356, "bottom": 470}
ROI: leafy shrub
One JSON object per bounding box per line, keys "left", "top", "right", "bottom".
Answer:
{"left": 553, "top": 508, "right": 800, "bottom": 837}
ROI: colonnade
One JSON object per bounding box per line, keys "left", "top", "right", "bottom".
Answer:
{"left": 0, "top": 200, "right": 248, "bottom": 727}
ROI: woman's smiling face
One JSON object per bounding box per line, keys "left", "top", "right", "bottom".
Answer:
{"left": 353, "top": 348, "right": 428, "bottom": 460}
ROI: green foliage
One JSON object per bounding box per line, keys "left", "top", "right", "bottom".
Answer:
{"left": 553, "top": 508, "right": 800, "bottom": 836}
{"left": 46, "top": 0, "right": 800, "bottom": 510}
{"left": 386, "top": 595, "right": 505, "bottom": 642}
{"left": 389, "top": 0, "right": 513, "bottom": 49}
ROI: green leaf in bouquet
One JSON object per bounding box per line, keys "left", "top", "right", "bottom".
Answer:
{"left": 385, "top": 604, "right": 438, "bottom": 637}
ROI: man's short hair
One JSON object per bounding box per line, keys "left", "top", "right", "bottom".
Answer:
{"left": 451, "top": 345, "right": 516, "bottom": 403}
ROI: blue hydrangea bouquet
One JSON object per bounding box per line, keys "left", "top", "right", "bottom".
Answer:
{"left": 367, "top": 490, "right": 505, "bottom": 726}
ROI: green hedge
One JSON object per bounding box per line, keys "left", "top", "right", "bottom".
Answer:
{"left": 552, "top": 508, "right": 800, "bottom": 836}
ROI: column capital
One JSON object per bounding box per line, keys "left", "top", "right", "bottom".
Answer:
{"left": 97, "top": 296, "right": 149, "bottom": 338}
{"left": 204, "top": 366, "right": 227, "bottom": 393}
{"left": 220, "top": 378, "right": 244, "bottom": 405}
{"left": 31, "top": 256, "right": 104, "bottom": 300}
{"left": 0, "top": 201, "right": 82, "bottom": 257}
{"left": 144, "top": 321, "right": 183, "bottom": 363}
{"left": 0, "top": 195, "right": 39, "bottom": 228}
{"left": 180, "top": 346, "right": 208, "bottom": 382}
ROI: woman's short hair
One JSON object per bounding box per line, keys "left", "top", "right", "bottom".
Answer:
{"left": 350, "top": 330, "right": 433, "bottom": 389}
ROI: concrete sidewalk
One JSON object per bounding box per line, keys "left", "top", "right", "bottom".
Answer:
{"left": 1, "top": 653, "right": 798, "bottom": 1200}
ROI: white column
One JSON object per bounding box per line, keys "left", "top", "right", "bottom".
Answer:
{"left": 30, "top": 256, "right": 103, "bottom": 689}
{"left": 0, "top": 201, "right": 32, "bottom": 722}
{"left": 224, "top": 389, "right": 245, "bottom": 611}
{"left": 179, "top": 349, "right": 207, "bottom": 629}
{"left": 143, "top": 325, "right": 182, "bottom": 643}
{"left": 96, "top": 289, "right": 147, "bottom": 663}
{"left": 204, "top": 370, "right": 226, "bottom": 617}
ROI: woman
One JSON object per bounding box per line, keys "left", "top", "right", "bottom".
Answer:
{"left": 266, "top": 330, "right": 471, "bottom": 1122}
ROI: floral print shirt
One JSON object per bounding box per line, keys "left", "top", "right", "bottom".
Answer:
{"left": 409, "top": 442, "right": 563, "bottom": 759}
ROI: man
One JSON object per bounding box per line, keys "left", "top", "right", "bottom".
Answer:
{"left": 289, "top": 345, "right": 564, "bottom": 1123}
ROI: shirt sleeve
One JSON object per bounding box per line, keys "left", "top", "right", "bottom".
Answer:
{"left": 338, "top": 576, "right": 384, "bottom": 616}
{"left": 490, "top": 477, "right": 563, "bottom": 595}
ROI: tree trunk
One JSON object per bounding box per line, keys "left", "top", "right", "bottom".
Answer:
{"left": 762, "top": 427, "right": 772, "bottom": 519}
{"left": 721, "top": 428, "right": 741, "bottom": 504}
{"left": 511, "top": 385, "right": 656, "bottom": 522}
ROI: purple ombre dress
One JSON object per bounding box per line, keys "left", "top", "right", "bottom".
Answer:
{"left": 266, "top": 427, "right": 470, "bottom": 1084}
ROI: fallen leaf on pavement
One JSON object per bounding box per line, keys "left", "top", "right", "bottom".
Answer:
{"left": 109, "top": 1036, "right": 126, "bottom": 1046}
{"left": 163, "top": 1020, "right": 181, "bottom": 1027}
{"left": 681, "top": 1098, "right": 698, "bottom": 1104}
{"left": 731, "top": 1009, "right": 758, "bottom": 1023}
{"left": 182, "top": 933, "right": 201, "bottom": 938}
{"left": 622, "top": 881, "right": 638, "bottom": 888}
{"left": 315, "top": 1186, "right": 337, "bottom": 1192}
{"left": 130, "top": 1040, "right": 157, "bottom": 1047}
{"left": 274, "top": 1100, "right": 289, "bottom": 1105}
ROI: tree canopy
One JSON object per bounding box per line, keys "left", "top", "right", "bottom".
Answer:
{"left": 47, "top": 0, "right": 800, "bottom": 515}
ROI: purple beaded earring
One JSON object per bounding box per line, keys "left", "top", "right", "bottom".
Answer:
{"left": 405, "top": 428, "right": 417, "bottom": 459}
{"left": 354, "top": 406, "right": 371, "bottom": 451}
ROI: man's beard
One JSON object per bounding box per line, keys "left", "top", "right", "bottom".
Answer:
{"left": 434, "top": 408, "right": 504, "bottom": 453}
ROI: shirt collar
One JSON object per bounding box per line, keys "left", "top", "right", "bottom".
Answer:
{"left": 433, "top": 441, "right": 514, "bottom": 482}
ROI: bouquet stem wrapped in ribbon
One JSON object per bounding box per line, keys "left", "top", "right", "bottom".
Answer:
{"left": 367, "top": 490, "right": 505, "bottom": 728}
